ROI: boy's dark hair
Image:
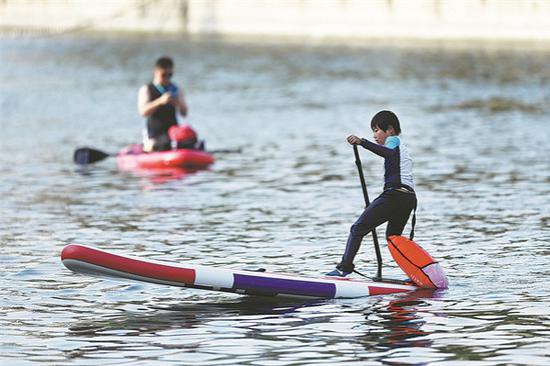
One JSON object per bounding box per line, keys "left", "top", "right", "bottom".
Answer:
{"left": 155, "top": 56, "right": 174, "bottom": 69}
{"left": 371, "top": 110, "right": 401, "bottom": 135}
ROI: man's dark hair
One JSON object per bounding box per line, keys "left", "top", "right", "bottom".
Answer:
{"left": 371, "top": 110, "right": 401, "bottom": 135}
{"left": 155, "top": 56, "right": 174, "bottom": 69}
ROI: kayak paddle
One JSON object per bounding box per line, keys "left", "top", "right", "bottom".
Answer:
{"left": 353, "top": 144, "right": 383, "bottom": 279}
{"left": 73, "top": 146, "right": 242, "bottom": 165}
{"left": 74, "top": 147, "right": 112, "bottom": 164}
{"left": 208, "top": 148, "right": 242, "bottom": 154}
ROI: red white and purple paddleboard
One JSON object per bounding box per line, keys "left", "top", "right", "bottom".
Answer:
{"left": 61, "top": 244, "right": 418, "bottom": 299}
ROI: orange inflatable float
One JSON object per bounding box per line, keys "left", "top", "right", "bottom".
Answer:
{"left": 387, "top": 235, "right": 448, "bottom": 289}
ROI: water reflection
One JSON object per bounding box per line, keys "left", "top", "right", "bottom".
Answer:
{"left": 68, "top": 297, "right": 325, "bottom": 336}
{"left": 61, "top": 291, "right": 453, "bottom": 364}
{"left": 118, "top": 166, "right": 209, "bottom": 186}
{"left": 75, "top": 163, "right": 216, "bottom": 194}
{"left": 360, "top": 290, "right": 440, "bottom": 350}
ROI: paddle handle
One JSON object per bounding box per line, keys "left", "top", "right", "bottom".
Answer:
{"left": 353, "top": 145, "right": 382, "bottom": 279}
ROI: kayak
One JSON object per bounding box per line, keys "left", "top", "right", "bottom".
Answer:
{"left": 61, "top": 244, "right": 418, "bottom": 299}
{"left": 117, "top": 144, "right": 214, "bottom": 170}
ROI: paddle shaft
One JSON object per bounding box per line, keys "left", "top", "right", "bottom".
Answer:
{"left": 353, "top": 145, "right": 383, "bottom": 279}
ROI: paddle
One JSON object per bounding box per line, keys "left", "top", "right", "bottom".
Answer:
{"left": 73, "top": 146, "right": 243, "bottom": 164}
{"left": 353, "top": 144, "right": 383, "bottom": 279}
{"left": 74, "top": 147, "right": 112, "bottom": 164}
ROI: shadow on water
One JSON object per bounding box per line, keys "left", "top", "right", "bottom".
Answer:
{"left": 64, "top": 290, "right": 446, "bottom": 362}
{"left": 68, "top": 296, "right": 333, "bottom": 336}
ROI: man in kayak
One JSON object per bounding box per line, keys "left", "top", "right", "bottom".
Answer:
{"left": 138, "top": 56, "right": 199, "bottom": 152}
{"left": 327, "top": 110, "right": 417, "bottom": 277}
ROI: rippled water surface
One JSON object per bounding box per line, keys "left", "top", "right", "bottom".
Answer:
{"left": 1, "top": 34, "right": 549, "bottom": 365}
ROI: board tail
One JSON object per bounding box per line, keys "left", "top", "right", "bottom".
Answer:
{"left": 387, "top": 235, "right": 448, "bottom": 289}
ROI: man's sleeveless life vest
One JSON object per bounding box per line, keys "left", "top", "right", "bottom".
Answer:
{"left": 146, "top": 83, "right": 177, "bottom": 138}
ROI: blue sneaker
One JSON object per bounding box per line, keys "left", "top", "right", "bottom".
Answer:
{"left": 325, "top": 268, "right": 351, "bottom": 277}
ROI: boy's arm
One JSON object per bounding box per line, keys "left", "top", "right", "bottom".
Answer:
{"left": 360, "top": 138, "right": 396, "bottom": 158}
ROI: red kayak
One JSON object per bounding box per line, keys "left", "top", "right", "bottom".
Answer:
{"left": 117, "top": 144, "right": 214, "bottom": 171}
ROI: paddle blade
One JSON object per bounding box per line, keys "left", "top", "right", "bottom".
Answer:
{"left": 73, "top": 147, "right": 111, "bottom": 164}
{"left": 387, "top": 235, "right": 448, "bottom": 289}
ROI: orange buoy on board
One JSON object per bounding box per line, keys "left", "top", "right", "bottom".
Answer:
{"left": 387, "top": 235, "right": 448, "bottom": 289}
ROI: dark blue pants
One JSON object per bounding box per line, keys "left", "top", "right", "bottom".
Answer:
{"left": 337, "top": 189, "right": 417, "bottom": 272}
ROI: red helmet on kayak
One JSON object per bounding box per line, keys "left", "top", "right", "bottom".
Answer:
{"left": 168, "top": 124, "right": 197, "bottom": 142}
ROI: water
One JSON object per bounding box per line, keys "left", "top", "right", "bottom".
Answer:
{"left": 1, "top": 33, "right": 549, "bottom": 365}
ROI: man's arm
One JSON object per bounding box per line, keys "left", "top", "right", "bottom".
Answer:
{"left": 175, "top": 88, "right": 188, "bottom": 117}
{"left": 137, "top": 85, "right": 172, "bottom": 117}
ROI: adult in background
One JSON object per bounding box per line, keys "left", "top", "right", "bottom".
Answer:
{"left": 138, "top": 56, "right": 200, "bottom": 152}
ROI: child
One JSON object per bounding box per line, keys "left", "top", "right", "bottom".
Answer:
{"left": 327, "top": 110, "right": 417, "bottom": 277}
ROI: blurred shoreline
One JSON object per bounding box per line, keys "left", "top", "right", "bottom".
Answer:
{"left": 3, "top": 29, "right": 550, "bottom": 52}
{"left": 2, "top": 0, "right": 550, "bottom": 44}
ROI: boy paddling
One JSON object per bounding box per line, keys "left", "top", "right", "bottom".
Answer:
{"left": 327, "top": 110, "right": 417, "bottom": 277}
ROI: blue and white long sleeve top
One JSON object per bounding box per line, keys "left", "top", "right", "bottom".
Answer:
{"left": 360, "top": 136, "right": 415, "bottom": 191}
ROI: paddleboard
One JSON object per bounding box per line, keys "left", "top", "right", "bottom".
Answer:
{"left": 61, "top": 244, "right": 418, "bottom": 299}
{"left": 117, "top": 144, "right": 214, "bottom": 170}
